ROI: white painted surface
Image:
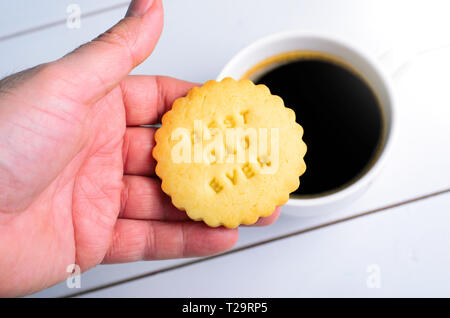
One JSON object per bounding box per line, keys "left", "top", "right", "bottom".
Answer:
{"left": 81, "top": 193, "right": 450, "bottom": 297}
{"left": 0, "top": 1, "right": 128, "bottom": 38}
{"left": 0, "top": 0, "right": 448, "bottom": 297}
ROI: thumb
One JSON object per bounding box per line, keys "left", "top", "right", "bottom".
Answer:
{"left": 53, "top": 0, "right": 163, "bottom": 105}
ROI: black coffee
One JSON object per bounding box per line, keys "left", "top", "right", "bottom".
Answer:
{"left": 254, "top": 57, "right": 383, "bottom": 196}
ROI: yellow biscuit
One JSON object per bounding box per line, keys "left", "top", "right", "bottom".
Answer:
{"left": 153, "top": 77, "right": 306, "bottom": 228}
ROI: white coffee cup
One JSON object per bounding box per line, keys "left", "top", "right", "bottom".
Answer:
{"left": 217, "top": 31, "right": 396, "bottom": 217}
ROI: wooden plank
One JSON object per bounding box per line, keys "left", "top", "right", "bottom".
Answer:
{"left": 78, "top": 193, "right": 450, "bottom": 297}
{"left": 0, "top": 1, "right": 128, "bottom": 39}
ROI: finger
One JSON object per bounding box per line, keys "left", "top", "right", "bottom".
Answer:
{"left": 102, "top": 219, "right": 239, "bottom": 263}
{"left": 122, "top": 127, "right": 156, "bottom": 176}
{"left": 51, "top": 0, "right": 164, "bottom": 105}
{"left": 120, "top": 75, "right": 198, "bottom": 125}
{"left": 252, "top": 206, "right": 281, "bottom": 226}
{"left": 239, "top": 207, "right": 281, "bottom": 227}
{"left": 120, "top": 175, "right": 190, "bottom": 221}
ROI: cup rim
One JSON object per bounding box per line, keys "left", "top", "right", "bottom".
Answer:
{"left": 217, "top": 30, "right": 396, "bottom": 208}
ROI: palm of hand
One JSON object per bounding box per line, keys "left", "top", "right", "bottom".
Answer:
{"left": 0, "top": 79, "right": 126, "bottom": 294}
{"left": 0, "top": 69, "right": 254, "bottom": 296}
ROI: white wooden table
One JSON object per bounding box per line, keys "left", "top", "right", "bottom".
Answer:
{"left": 2, "top": 0, "right": 449, "bottom": 297}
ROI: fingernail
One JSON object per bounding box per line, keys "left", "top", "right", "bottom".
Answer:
{"left": 126, "top": 0, "right": 155, "bottom": 17}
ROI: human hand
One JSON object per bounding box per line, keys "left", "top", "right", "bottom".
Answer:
{"left": 0, "top": 0, "right": 280, "bottom": 297}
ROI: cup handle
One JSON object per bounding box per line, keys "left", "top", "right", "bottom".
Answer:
{"left": 378, "top": 42, "right": 450, "bottom": 79}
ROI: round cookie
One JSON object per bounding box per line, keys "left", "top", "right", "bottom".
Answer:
{"left": 153, "top": 77, "right": 306, "bottom": 228}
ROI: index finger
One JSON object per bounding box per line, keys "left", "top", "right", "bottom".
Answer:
{"left": 120, "top": 75, "right": 198, "bottom": 126}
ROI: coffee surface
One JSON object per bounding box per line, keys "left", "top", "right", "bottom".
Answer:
{"left": 255, "top": 59, "right": 383, "bottom": 196}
